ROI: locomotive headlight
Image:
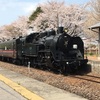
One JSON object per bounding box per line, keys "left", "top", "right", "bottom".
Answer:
{"left": 73, "top": 44, "right": 78, "bottom": 49}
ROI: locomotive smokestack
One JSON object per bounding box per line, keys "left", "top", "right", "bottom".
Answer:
{"left": 58, "top": 27, "right": 64, "bottom": 34}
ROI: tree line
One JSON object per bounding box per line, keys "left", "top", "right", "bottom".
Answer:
{"left": 0, "top": 0, "right": 99, "bottom": 43}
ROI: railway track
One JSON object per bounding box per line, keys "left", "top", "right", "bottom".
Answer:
{"left": 69, "top": 74, "right": 100, "bottom": 84}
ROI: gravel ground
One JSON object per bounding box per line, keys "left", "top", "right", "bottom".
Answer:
{"left": 0, "top": 61, "right": 100, "bottom": 100}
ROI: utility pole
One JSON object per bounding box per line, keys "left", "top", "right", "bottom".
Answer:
{"left": 57, "top": 12, "right": 59, "bottom": 28}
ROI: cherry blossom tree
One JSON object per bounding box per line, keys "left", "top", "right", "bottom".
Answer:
{"left": 0, "top": 16, "right": 29, "bottom": 39}
{"left": 0, "top": 25, "right": 10, "bottom": 40}
{"left": 83, "top": 0, "right": 100, "bottom": 41}
{"left": 11, "top": 16, "right": 29, "bottom": 37}
{"left": 30, "top": 0, "right": 88, "bottom": 36}
{"left": 90, "top": 0, "right": 100, "bottom": 21}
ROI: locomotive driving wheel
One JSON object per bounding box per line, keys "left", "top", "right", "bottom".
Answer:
{"left": 37, "top": 52, "right": 45, "bottom": 69}
{"left": 45, "top": 52, "right": 54, "bottom": 70}
{"left": 37, "top": 51, "right": 54, "bottom": 70}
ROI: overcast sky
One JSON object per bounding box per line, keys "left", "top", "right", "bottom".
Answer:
{"left": 0, "top": 0, "right": 90, "bottom": 26}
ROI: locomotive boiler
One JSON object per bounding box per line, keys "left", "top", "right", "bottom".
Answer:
{"left": 0, "top": 27, "right": 88, "bottom": 74}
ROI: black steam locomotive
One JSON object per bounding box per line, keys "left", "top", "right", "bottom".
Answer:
{"left": 0, "top": 27, "right": 88, "bottom": 74}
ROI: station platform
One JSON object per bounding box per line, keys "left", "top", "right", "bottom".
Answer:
{"left": 0, "top": 67, "right": 88, "bottom": 100}
{"left": 0, "top": 81, "right": 26, "bottom": 100}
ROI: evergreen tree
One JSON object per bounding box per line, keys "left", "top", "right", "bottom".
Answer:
{"left": 29, "top": 7, "right": 43, "bottom": 21}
